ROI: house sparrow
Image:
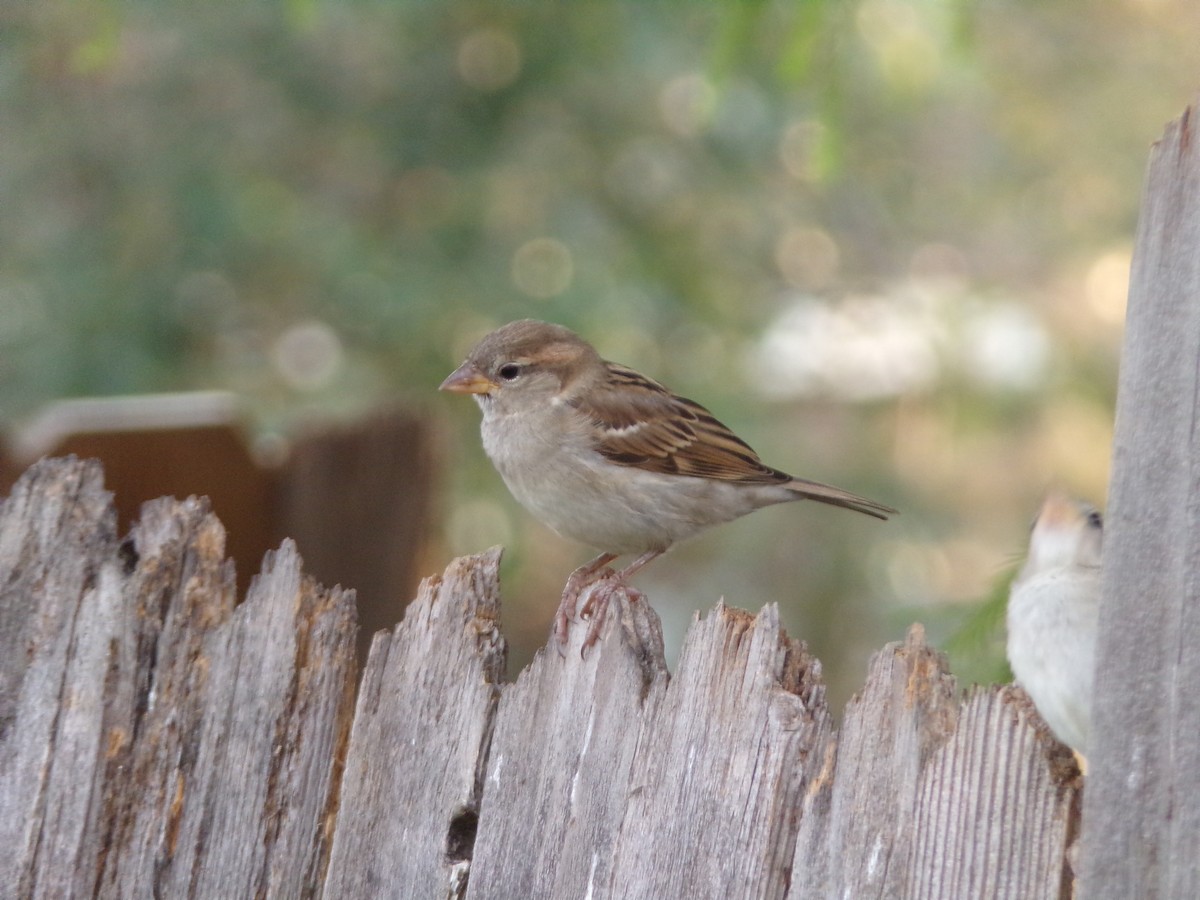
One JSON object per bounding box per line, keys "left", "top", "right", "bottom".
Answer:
{"left": 441, "top": 319, "right": 895, "bottom": 650}
{"left": 1007, "top": 492, "right": 1102, "bottom": 755}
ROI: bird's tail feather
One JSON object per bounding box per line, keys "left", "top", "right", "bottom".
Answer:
{"left": 787, "top": 478, "right": 896, "bottom": 520}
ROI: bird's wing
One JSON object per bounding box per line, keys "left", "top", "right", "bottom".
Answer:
{"left": 568, "top": 363, "right": 792, "bottom": 484}
{"left": 569, "top": 363, "right": 896, "bottom": 520}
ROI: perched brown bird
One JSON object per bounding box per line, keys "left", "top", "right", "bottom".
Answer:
{"left": 1007, "top": 492, "right": 1102, "bottom": 755}
{"left": 441, "top": 319, "right": 895, "bottom": 650}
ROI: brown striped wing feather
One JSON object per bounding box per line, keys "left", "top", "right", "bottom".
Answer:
{"left": 568, "top": 363, "right": 896, "bottom": 520}
{"left": 570, "top": 363, "right": 792, "bottom": 484}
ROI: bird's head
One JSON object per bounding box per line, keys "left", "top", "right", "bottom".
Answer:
{"left": 440, "top": 319, "right": 602, "bottom": 413}
{"left": 1024, "top": 491, "right": 1103, "bottom": 574}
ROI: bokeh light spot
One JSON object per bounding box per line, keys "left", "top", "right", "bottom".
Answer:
{"left": 659, "top": 72, "right": 716, "bottom": 137}
{"left": 751, "top": 293, "right": 941, "bottom": 400}
{"left": 960, "top": 302, "right": 1050, "bottom": 392}
{"left": 779, "top": 120, "right": 829, "bottom": 182}
{"left": 856, "top": 0, "right": 941, "bottom": 90}
{"left": 775, "top": 226, "right": 840, "bottom": 289}
{"left": 511, "top": 237, "right": 574, "bottom": 299}
{"left": 457, "top": 28, "right": 521, "bottom": 92}
{"left": 271, "top": 319, "right": 344, "bottom": 391}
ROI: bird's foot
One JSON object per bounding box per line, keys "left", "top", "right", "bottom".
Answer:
{"left": 554, "top": 549, "right": 662, "bottom": 657}
{"left": 553, "top": 554, "right": 617, "bottom": 654}
{"left": 579, "top": 577, "right": 644, "bottom": 655}
{"left": 553, "top": 549, "right": 660, "bottom": 657}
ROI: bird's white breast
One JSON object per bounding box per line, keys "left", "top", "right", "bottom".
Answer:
{"left": 1006, "top": 568, "right": 1099, "bottom": 753}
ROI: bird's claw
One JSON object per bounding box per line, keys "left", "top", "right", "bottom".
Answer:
{"left": 576, "top": 567, "right": 617, "bottom": 620}
{"left": 576, "top": 579, "right": 644, "bottom": 658}
{"left": 554, "top": 565, "right": 617, "bottom": 654}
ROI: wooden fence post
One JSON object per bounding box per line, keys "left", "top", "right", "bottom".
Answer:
{"left": 322, "top": 548, "right": 506, "bottom": 897}
{"left": 1078, "top": 96, "right": 1200, "bottom": 897}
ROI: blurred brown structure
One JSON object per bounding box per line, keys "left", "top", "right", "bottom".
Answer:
{"left": 0, "top": 392, "right": 437, "bottom": 663}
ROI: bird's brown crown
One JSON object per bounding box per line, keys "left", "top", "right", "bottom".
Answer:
{"left": 467, "top": 319, "right": 600, "bottom": 380}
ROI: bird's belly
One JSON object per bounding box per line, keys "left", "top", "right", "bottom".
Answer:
{"left": 483, "top": 422, "right": 769, "bottom": 553}
{"left": 504, "top": 457, "right": 711, "bottom": 553}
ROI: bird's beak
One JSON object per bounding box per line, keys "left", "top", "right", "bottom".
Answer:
{"left": 440, "top": 362, "right": 496, "bottom": 395}
{"left": 1036, "top": 491, "right": 1080, "bottom": 529}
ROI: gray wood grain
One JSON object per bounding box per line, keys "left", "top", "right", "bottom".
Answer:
{"left": 96, "top": 496, "right": 241, "bottom": 897}
{"left": 166, "top": 541, "right": 355, "bottom": 899}
{"left": 323, "top": 547, "right": 507, "bottom": 900}
{"left": 792, "top": 625, "right": 960, "bottom": 899}
{"left": 97, "top": 494, "right": 241, "bottom": 896}
{"left": 792, "top": 626, "right": 1079, "bottom": 900}
{"left": 608, "top": 603, "right": 830, "bottom": 900}
{"left": 464, "top": 581, "right": 668, "bottom": 900}
{"left": 906, "top": 686, "right": 1079, "bottom": 899}
{"left": 99, "top": 508, "right": 356, "bottom": 899}
{"left": 0, "top": 458, "right": 126, "bottom": 898}
{"left": 1079, "top": 96, "right": 1200, "bottom": 899}
{"left": 466, "top": 593, "right": 830, "bottom": 900}
{"left": 0, "top": 458, "right": 357, "bottom": 899}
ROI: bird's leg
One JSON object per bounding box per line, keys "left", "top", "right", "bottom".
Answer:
{"left": 578, "top": 549, "right": 663, "bottom": 652}
{"left": 554, "top": 552, "right": 618, "bottom": 649}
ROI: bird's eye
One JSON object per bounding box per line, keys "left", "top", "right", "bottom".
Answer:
{"left": 498, "top": 363, "right": 521, "bottom": 381}
{"left": 1087, "top": 509, "right": 1103, "bottom": 530}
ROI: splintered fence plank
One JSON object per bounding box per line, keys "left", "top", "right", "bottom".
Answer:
{"left": 607, "top": 604, "right": 831, "bottom": 900}
{"left": 1080, "top": 97, "right": 1200, "bottom": 899}
{"left": 151, "top": 542, "right": 355, "bottom": 899}
{"left": 98, "top": 494, "right": 240, "bottom": 895}
{"left": 0, "top": 458, "right": 357, "bottom": 898}
{"left": 906, "top": 686, "right": 1079, "bottom": 899}
{"left": 466, "top": 594, "right": 829, "bottom": 900}
{"left": 791, "top": 625, "right": 961, "bottom": 900}
{"left": 0, "top": 458, "right": 127, "bottom": 899}
{"left": 792, "top": 627, "right": 1079, "bottom": 900}
{"left": 323, "top": 548, "right": 507, "bottom": 900}
{"left": 465, "top": 586, "right": 670, "bottom": 900}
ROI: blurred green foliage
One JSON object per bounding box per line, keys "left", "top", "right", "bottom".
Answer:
{"left": 2, "top": 0, "right": 1196, "bottom": 707}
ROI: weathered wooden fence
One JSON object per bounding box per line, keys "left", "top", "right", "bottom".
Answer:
{"left": 0, "top": 456, "right": 1078, "bottom": 899}
{"left": 4, "top": 94, "right": 1200, "bottom": 900}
